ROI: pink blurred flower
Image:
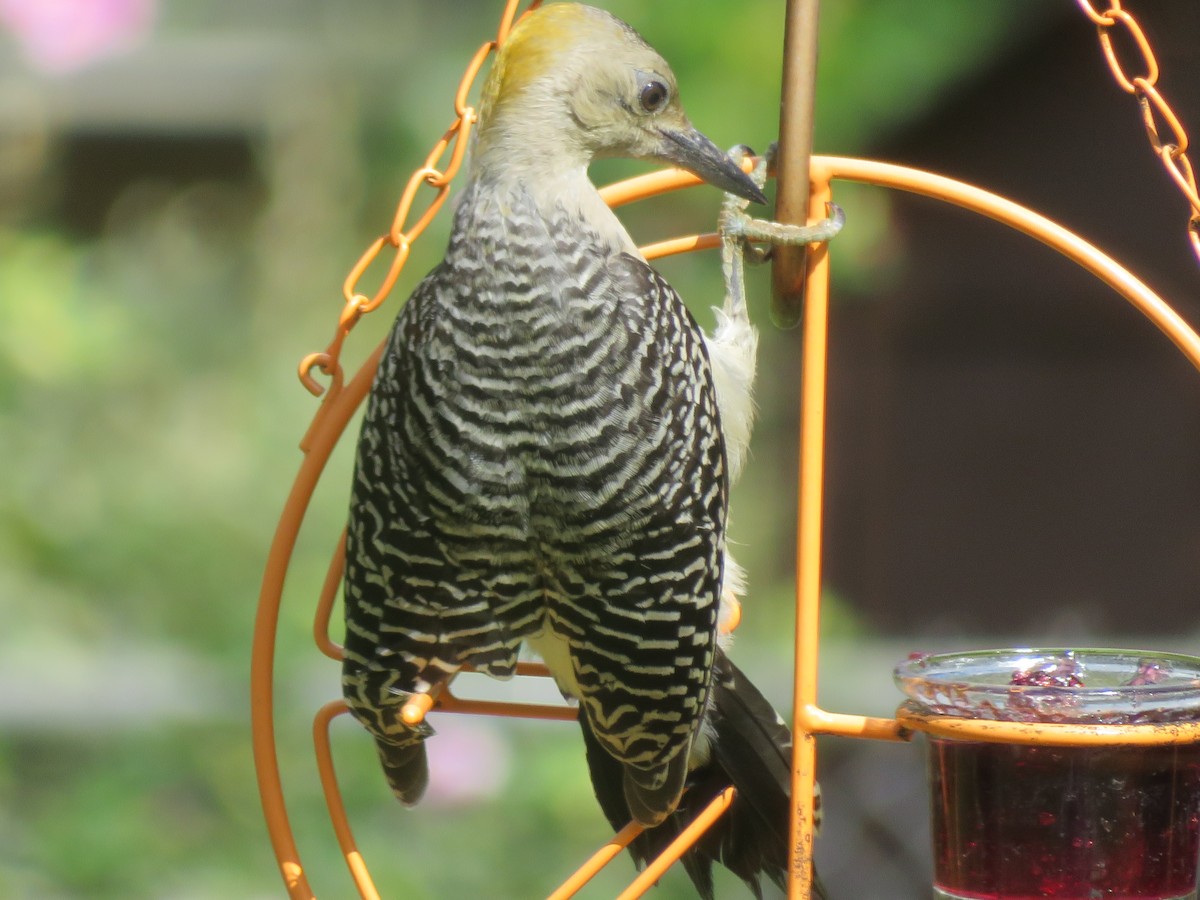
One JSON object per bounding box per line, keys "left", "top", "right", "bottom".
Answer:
{"left": 0, "top": 0, "right": 156, "bottom": 74}
{"left": 423, "top": 717, "right": 513, "bottom": 808}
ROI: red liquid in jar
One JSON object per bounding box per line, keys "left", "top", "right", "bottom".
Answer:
{"left": 930, "top": 739, "right": 1200, "bottom": 899}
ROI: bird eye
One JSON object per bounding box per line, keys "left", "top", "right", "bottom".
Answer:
{"left": 639, "top": 80, "right": 670, "bottom": 113}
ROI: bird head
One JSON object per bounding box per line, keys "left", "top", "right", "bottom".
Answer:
{"left": 475, "top": 3, "right": 766, "bottom": 204}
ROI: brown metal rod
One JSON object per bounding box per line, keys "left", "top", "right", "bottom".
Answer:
{"left": 771, "top": 0, "right": 822, "bottom": 328}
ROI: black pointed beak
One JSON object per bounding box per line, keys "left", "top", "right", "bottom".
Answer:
{"left": 658, "top": 126, "right": 767, "bottom": 205}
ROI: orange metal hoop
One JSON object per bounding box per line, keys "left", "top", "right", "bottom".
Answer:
{"left": 254, "top": 3, "right": 1200, "bottom": 897}
{"left": 253, "top": 151, "right": 1200, "bottom": 900}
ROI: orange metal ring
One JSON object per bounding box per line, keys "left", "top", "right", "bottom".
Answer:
{"left": 417, "top": 134, "right": 454, "bottom": 186}
{"left": 1096, "top": 7, "right": 1158, "bottom": 94}
{"left": 363, "top": 240, "right": 413, "bottom": 315}
{"left": 1159, "top": 146, "right": 1200, "bottom": 215}
{"left": 641, "top": 232, "right": 721, "bottom": 261}
{"left": 257, "top": 151, "right": 1200, "bottom": 900}
{"left": 338, "top": 295, "right": 369, "bottom": 331}
{"left": 396, "top": 185, "right": 448, "bottom": 250}
{"left": 1134, "top": 77, "right": 1189, "bottom": 156}
{"left": 896, "top": 703, "right": 1200, "bottom": 747}
{"left": 1075, "top": 0, "right": 1119, "bottom": 27}
{"left": 454, "top": 41, "right": 496, "bottom": 119}
{"left": 497, "top": 0, "right": 542, "bottom": 45}
{"left": 343, "top": 237, "right": 389, "bottom": 306}
{"left": 313, "top": 530, "right": 346, "bottom": 661}
{"left": 298, "top": 351, "right": 335, "bottom": 397}
{"left": 386, "top": 165, "right": 442, "bottom": 247}
{"left": 314, "top": 700, "right": 383, "bottom": 900}
{"left": 783, "top": 155, "right": 1200, "bottom": 899}
{"left": 426, "top": 116, "right": 475, "bottom": 188}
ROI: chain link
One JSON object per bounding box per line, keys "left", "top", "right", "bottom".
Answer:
{"left": 298, "top": 0, "right": 543, "bottom": 397}
{"left": 1077, "top": 0, "right": 1200, "bottom": 266}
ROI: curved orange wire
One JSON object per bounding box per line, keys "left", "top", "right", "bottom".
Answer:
{"left": 254, "top": 334, "right": 386, "bottom": 898}
{"left": 497, "top": 0, "right": 542, "bottom": 45}
{"left": 314, "top": 699, "right": 382, "bottom": 900}
{"left": 1076, "top": 0, "right": 1119, "bottom": 28}
{"left": 1135, "top": 78, "right": 1188, "bottom": 156}
{"left": 426, "top": 117, "right": 475, "bottom": 190}
{"left": 810, "top": 156, "right": 1200, "bottom": 364}
{"left": 258, "top": 154, "right": 1200, "bottom": 899}
{"left": 784, "top": 155, "right": 1200, "bottom": 900}
{"left": 1095, "top": 7, "right": 1157, "bottom": 94}
{"left": 896, "top": 704, "right": 1200, "bottom": 747}
{"left": 452, "top": 39, "right": 495, "bottom": 122}
{"left": 256, "top": 44, "right": 1200, "bottom": 891}
{"left": 641, "top": 232, "right": 721, "bottom": 261}
{"left": 1160, "top": 146, "right": 1200, "bottom": 212}
{"left": 313, "top": 529, "right": 346, "bottom": 661}
{"left": 342, "top": 237, "right": 389, "bottom": 311}
{"left": 267, "top": 6, "right": 1200, "bottom": 892}
{"left": 298, "top": 350, "right": 340, "bottom": 400}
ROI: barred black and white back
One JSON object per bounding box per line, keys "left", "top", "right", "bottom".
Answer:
{"left": 342, "top": 174, "right": 727, "bottom": 821}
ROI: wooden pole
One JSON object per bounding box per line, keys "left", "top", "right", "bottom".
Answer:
{"left": 771, "top": 0, "right": 821, "bottom": 328}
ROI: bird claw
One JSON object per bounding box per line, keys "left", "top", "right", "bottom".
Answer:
{"left": 718, "top": 141, "right": 845, "bottom": 253}
{"left": 741, "top": 201, "right": 845, "bottom": 253}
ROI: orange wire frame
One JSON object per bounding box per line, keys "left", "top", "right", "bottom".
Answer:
{"left": 251, "top": 152, "right": 1200, "bottom": 900}
{"left": 249, "top": 6, "right": 1200, "bottom": 896}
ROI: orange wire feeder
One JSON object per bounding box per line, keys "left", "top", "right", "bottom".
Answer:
{"left": 251, "top": 5, "right": 1200, "bottom": 900}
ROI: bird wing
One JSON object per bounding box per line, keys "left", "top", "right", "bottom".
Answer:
{"left": 341, "top": 265, "right": 547, "bottom": 804}
{"left": 551, "top": 251, "right": 729, "bottom": 826}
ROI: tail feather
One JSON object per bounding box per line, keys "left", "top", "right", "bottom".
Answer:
{"left": 579, "top": 647, "right": 826, "bottom": 899}
{"left": 374, "top": 738, "right": 430, "bottom": 805}
{"left": 580, "top": 718, "right": 720, "bottom": 898}
{"left": 708, "top": 649, "right": 792, "bottom": 847}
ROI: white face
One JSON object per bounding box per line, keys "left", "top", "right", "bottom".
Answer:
{"left": 563, "top": 52, "right": 688, "bottom": 162}
{"left": 472, "top": 5, "right": 763, "bottom": 203}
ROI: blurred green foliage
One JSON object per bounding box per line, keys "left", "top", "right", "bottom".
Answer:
{"left": 0, "top": 1, "right": 1055, "bottom": 896}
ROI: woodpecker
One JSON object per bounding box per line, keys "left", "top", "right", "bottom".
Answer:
{"left": 341, "top": 4, "right": 823, "bottom": 896}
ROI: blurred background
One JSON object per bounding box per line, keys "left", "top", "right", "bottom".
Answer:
{"left": 1, "top": 1, "right": 1197, "bottom": 897}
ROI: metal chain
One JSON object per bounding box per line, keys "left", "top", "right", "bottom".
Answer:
{"left": 297, "top": 0, "right": 543, "bottom": 398}
{"left": 1077, "top": 0, "right": 1200, "bottom": 267}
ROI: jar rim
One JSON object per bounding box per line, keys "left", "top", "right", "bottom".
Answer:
{"left": 894, "top": 648, "right": 1200, "bottom": 724}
